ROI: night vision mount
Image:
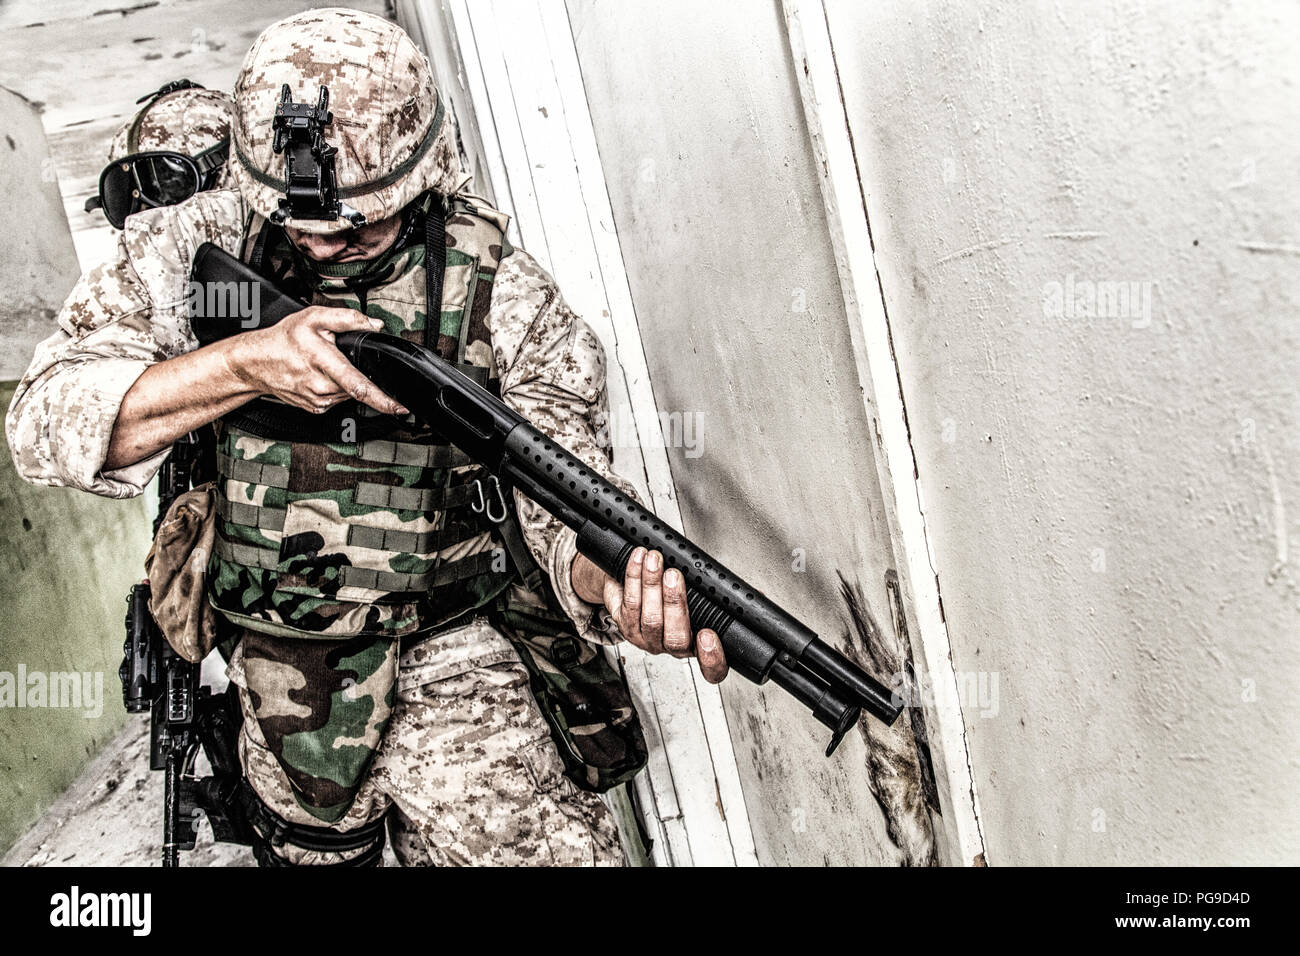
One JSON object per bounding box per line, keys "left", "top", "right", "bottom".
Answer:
{"left": 268, "top": 84, "right": 366, "bottom": 228}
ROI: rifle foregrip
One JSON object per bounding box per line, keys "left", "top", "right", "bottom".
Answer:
{"left": 575, "top": 518, "right": 865, "bottom": 754}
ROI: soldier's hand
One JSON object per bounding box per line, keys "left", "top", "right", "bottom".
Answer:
{"left": 577, "top": 547, "right": 728, "bottom": 684}
{"left": 230, "top": 306, "right": 408, "bottom": 417}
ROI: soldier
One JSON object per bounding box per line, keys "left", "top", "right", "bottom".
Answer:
{"left": 6, "top": 9, "right": 726, "bottom": 866}
{"left": 86, "top": 80, "right": 233, "bottom": 229}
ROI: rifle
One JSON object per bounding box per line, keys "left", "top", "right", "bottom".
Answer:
{"left": 191, "top": 242, "right": 903, "bottom": 755}
{"left": 120, "top": 430, "right": 251, "bottom": 866}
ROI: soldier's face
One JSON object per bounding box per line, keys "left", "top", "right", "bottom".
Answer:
{"left": 285, "top": 213, "right": 403, "bottom": 264}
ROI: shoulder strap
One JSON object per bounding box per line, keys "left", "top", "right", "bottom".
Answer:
{"left": 496, "top": 475, "right": 547, "bottom": 596}
{"left": 424, "top": 197, "right": 447, "bottom": 350}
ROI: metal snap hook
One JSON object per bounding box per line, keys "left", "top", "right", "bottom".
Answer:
{"left": 485, "top": 475, "right": 508, "bottom": 524}
{"left": 470, "top": 478, "right": 486, "bottom": 514}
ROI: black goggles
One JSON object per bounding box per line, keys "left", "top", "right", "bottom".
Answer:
{"left": 85, "top": 139, "right": 229, "bottom": 229}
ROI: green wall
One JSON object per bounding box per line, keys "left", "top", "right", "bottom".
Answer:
{"left": 0, "top": 379, "right": 154, "bottom": 853}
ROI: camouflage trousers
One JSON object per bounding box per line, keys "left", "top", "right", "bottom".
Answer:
{"left": 226, "top": 617, "right": 625, "bottom": 866}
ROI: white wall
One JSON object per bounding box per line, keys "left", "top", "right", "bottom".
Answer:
{"left": 826, "top": 0, "right": 1300, "bottom": 864}
{"left": 567, "top": 0, "right": 943, "bottom": 865}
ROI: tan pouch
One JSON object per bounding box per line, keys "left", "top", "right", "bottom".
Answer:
{"left": 144, "top": 480, "right": 219, "bottom": 663}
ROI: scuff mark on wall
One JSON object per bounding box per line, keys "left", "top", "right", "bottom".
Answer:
{"left": 1236, "top": 241, "right": 1300, "bottom": 256}
{"left": 934, "top": 236, "right": 1016, "bottom": 266}
{"left": 838, "top": 572, "right": 937, "bottom": 866}
{"left": 885, "top": 569, "right": 941, "bottom": 817}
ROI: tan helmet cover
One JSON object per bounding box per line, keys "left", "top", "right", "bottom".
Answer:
{"left": 230, "top": 8, "right": 466, "bottom": 234}
{"left": 107, "top": 86, "right": 234, "bottom": 171}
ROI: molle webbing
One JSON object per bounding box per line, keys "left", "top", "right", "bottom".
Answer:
{"left": 353, "top": 480, "right": 475, "bottom": 512}
{"left": 346, "top": 520, "right": 477, "bottom": 553}
{"left": 213, "top": 538, "right": 280, "bottom": 571}
{"left": 357, "top": 440, "right": 470, "bottom": 469}
{"left": 218, "top": 453, "right": 288, "bottom": 488}
{"left": 218, "top": 498, "right": 286, "bottom": 532}
{"left": 338, "top": 549, "right": 501, "bottom": 593}
{"left": 215, "top": 436, "right": 492, "bottom": 564}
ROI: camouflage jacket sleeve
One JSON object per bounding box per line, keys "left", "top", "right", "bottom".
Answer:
{"left": 488, "top": 249, "right": 640, "bottom": 646}
{"left": 4, "top": 191, "right": 246, "bottom": 498}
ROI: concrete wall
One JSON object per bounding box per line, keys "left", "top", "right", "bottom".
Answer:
{"left": 0, "top": 87, "right": 79, "bottom": 378}
{"left": 826, "top": 0, "right": 1300, "bottom": 864}
{"left": 567, "top": 0, "right": 936, "bottom": 865}
{"left": 0, "top": 386, "right": 154, "bottom": 854}
{"left": 0, "top": 90, "right": 154, "bottom": 854}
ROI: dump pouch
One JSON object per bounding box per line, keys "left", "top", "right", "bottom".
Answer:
{"left": 145, "top": 481, "right": 220, "bottom": 663}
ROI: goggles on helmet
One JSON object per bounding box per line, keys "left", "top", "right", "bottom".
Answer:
{"left": 85, "top": 139, "right": 229, "bottom": 228}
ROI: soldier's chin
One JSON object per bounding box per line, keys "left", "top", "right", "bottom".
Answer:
{"left": 311, "top": 248, "right": 371, "bottom": 263}
{"left": 289, "top": 238, "right": 374, "bottom": 264}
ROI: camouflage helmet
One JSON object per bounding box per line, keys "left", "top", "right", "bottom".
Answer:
{"left": 107, "top": 82, "right": 234, "bottom": 175}
{"left": 230, "top": 8, "right": 466, "bottom": 235}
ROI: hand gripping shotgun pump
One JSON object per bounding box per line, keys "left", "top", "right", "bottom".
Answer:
{"left": 190, "top": 243, "right": 903, "bottom": 755}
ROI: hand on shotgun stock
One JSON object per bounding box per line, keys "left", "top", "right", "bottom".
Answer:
{"left": 230, "top": 306, "right": 408, "bottom": 416}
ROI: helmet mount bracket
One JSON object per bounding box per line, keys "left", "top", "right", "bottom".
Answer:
{"left": 269, "top": 84, "right": 366, "bottom": 229}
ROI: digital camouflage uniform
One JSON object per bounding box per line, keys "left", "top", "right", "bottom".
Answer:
{"left": 6, "top": 9, "right": 635, "bottom": 866}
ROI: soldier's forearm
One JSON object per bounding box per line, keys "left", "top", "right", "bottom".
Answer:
{"left": 104, "top": 338, "right": 261, "bottom": 470}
